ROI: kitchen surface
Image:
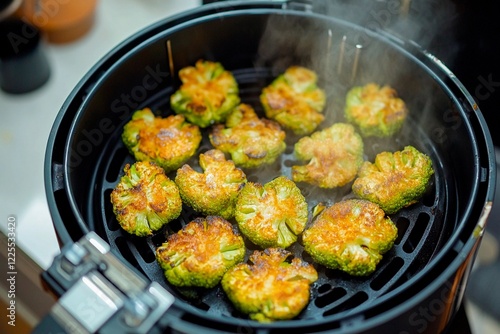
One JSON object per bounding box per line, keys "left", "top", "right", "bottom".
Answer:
{"left": 1, "top": 0, "right": 499, "bottom": 333}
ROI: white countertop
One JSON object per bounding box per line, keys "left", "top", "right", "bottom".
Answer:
{"left": 0, "top": 0, "right": 202, "bottom": 270}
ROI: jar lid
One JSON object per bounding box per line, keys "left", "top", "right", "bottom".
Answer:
{"left": 0, "top": 0, "right": 22, "bottom": 21}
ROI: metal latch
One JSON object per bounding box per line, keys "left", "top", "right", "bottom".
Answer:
{"left": 34, "top": 232, "right": 174, "bottom": 334}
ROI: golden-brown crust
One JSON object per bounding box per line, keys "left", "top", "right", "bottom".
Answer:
{"left": 235, "top": 176, "right": 308, "bottom": 249}
{"left": 302, "top": 199, "right": 397, "bottom": 276}
{"left": 135, "top": 113, "right": 201, "bottom": 162}
{"left": 174, "top": 149, "right": 247, "bottom": 219}
{"left": 304, "top": 199, "right": 395, "bottom": 251}
{"left": 156, "top": 216, "right": 243, "bottom": 272}
{"left": 110, "top": 161, "right": 181, "bottom": 236}
{"left": 292, "top": 123, "right": 364, "bottom": 188}
{"left": 178, "top": 60, "right": 237, "bottom": 112}
{"left": 345, "top": 83, "right": 408, "bottom": 137}
{"left": 349, "top": 83, "right": 407, "bottom": 126}
{"left": 260, "top": 66, "right": 326, "bottom": 135}
{"left": 352, "top": 146, "right": 434, "bottom": 213}
{"left": 209, "top": 104, "right": 286, "bottom": 168}
{"left": 222, "top": 248, "right": 317, "bottom": 321}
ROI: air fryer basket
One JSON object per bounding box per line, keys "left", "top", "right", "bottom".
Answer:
{"left": 45, "top": 2, "right": 495, "bottom": 333}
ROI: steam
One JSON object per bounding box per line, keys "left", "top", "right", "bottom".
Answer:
{"left": 254, "top": 0, "right": 461, "bottom": 137}
{"left": 256, "top": 0, "right": 460, "bottom": 74}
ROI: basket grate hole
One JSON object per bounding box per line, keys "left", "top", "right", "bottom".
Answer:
{"left": 177, "top": 210, "right": 196, "bottom": 229}
{"left": 105, "top": 146, "right": 131, "bottom": 183}
{"left": 103, "top": 189, "right": 120, "bottom": 231}
{"left": 115, "top": 236, "right": 141, "bottom": 269}
{"left": 370, "top": 256, "right": 404, "bottom": 291}
{"left": 317, "top": 283, "right": 333, "bottom": 294}
{"left": 394, "top": 216, "right": 410, "bottom": 245}
{"left": 301, "top": 250, "right": 315, "bottom": 264}
{"left": 134, "top": 238, "right": 156, "bottom": 263}
{"left": 315, "top": 287, "right": 347, "bottom": 308}
{"left": 421, "top": 179, "right": 437, "bottom": 207}
{"left": 151, "top": 229, "right": 168, "bottom": 247}
{"left": 403, "top": 212, "right": 430, "bottom": 253}
{"left": 323, "top": 291, "right": 368, "bottom": 316}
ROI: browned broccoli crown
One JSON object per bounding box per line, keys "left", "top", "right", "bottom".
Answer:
{"left": 292, "top": 123, "right": 364, "bottom": 188}
{"left": 221, "top": 248, "right": 318, "bottom": 322}
{"left": 122, "top": 108, "right": 202, "bottom": 173}
{"left": 209, "top": 103, "right": 286, "bottom": 168}
{"left": 235, "top": 176, "right": 309, "bottom": 249}
{"left": 175, "top": 149, "right": 247, "bottom": 219}
{"left": 352, "top": 145, "right": 434, "bottom": 214}
{"left": 156, "top": 216, "right": 246, "bottom": 288}
{"left": 170, "top": 60, "right": 240, "bottom": 128}
{"left": 345, "top": 83, "right": 408, "bottom": 137}
{"left": 110, "top": 161, "right": 182, "bottom": 237}
{"left": 303, "top": 199, "right": 397, "bottom": 276}
{"left": 260, "top": 66, "right": 326, "bottom": 135}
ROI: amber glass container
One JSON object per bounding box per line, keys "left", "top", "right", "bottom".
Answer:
{"left": 19, "top": 0, "right": 98, "bottom": 43}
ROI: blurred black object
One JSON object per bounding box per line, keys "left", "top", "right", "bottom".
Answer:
{"left": 0, "top": 18, "right": 51, "bottom": 94}
{"left": 439, "top": 0, "right": 500, "bottom": 148}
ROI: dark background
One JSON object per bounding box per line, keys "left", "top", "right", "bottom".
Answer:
{"left": 436, "top": 0, "right": 500, "bottom": 147}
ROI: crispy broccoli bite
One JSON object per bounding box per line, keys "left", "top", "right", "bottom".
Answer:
{"left": 170, "top": 60, "right": 240, "bottom": 128}
{"left": 156, "top": 216, "right": 246, "bottom": 288}
{"left": 260, "top": 66, "right": 326, "bottom": 135}
{"left": 175, "top": 149, "right": 247, "bottom": 219}
{"left": 209, "top": 104, "right": 286, "bottom": 168}
{"left": 352, "top": 145, "right": 434, "bottom": 214}
{"left": 221, "top": 248, "right": 318, "bottom": 322}
{"left": 122, "top": 108, "right": 202, "bottom": 173}
{"left": 303, "top": 199, "right": 397, "bottom": 276}
{"left": 235, "top": 176, "right": 308, "bottom": 249}
{"left": 110, "top": 161, "right": 182, "bottom": 237}
{"left": 344, "top": 83, "right": 408, "bottom": 137}
{"left": 292, "top": 123, "right": 364, "bottom": 188}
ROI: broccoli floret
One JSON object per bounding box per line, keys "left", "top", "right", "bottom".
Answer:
{"left": 352, "top": 145, "right": 434, "bottom": 214}
{"left": 156, "top": 216, "right": 246, "bottom": 288}
{"left": 260, "top": 66, "right": 326, "bottom": 135}
{"left": 302, "top": 199, "right": 397, "bottom": 276}
{"left": 175, "top": 149, "right": 247, "bottom": 219}
{"left": 344, "top": 83, "right": 408, "bottom": 137}
{"left": 170, "top": 60, "right": 240, "bottom": 128}
{"left": 221, "top": 248, "right": 318, "bottom": 322}
{"left": 235, "top": 176, "right": 308, "bottom": 249}
{"left": 292, "top": 123, "right": 364, "bottom": 188}
{"left": 110, "top": 161, "right": 182, "bottom": 237}
{"left": 209, "top": 103, "right": 286, "bottom": 168}
{"left": 122, "top": 108, "right": 202, "bottom": 173}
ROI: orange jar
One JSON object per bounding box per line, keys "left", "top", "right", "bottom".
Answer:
{"left": 19, "top": 0, "right": 99, "bottom": 43}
